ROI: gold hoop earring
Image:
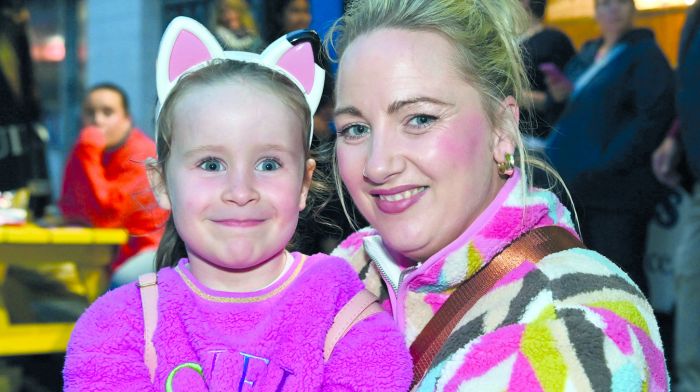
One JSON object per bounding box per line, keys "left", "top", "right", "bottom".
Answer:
{"left": 497, "top": 153, "right": 515, "bottom": 177}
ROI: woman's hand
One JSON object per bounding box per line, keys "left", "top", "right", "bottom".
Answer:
{"left": 545, "top": 75, "right": 573, "bottom": 103}
{"left": 652, "top": 135, "right": 682, "bottom": 188}
{"left": 540, "top": 62, "right": 573, "bottom": 103}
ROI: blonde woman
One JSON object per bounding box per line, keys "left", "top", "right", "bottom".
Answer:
{"left": 213, "top": 0, "right": 263, "bottom": 52}
{"left": 328, "top": 0, "right": 668, "bottom": 390}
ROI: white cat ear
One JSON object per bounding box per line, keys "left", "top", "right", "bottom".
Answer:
{"left": 260, "top": 30, "right": 325, "bottom": 116}
{"left": 156, "top": 16, "right": 223, "bottom": 105}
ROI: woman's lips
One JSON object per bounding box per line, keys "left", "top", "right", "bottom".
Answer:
{"left": 371, "top": 186, "right": 427, "bottom": 214}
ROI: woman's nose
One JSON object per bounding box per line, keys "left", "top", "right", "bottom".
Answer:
{"left": 363, "top": 128, "right": 404, "bottom": 184}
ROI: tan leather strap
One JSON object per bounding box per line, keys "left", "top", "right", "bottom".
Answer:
{"left": 138, "top": 272, "right": 159, "bottom": 383}
{"left": 324, "top": 289, "right": 383, "bottom": 361}
{"left": 409, "top": 226, "right": 584, "bottom": 387}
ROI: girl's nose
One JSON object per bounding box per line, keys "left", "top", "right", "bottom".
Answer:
{"left": 222, "top": 171, "right": 259, "bottom": 206}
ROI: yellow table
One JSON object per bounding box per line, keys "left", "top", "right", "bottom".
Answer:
{"left": 0, "top": 225, "right": 127, "bottom": 356}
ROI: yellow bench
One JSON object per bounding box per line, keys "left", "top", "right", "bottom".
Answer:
{"left": 0, "top": 225, "right": 127, "bottom": 356}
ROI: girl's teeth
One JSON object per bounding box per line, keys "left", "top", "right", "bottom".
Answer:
{"left": 378, "top": 187, "right": 425, "bottom": 202}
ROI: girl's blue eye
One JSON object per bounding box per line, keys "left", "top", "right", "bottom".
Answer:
{"left": 408, "top": 115, "right": 436, "bottom": 127}
{"left": 199, "top": 158, "right": 225, "bottom": 172}
{"left": 338, "top": 123, "right": 370, "bottom": 139}
{"left": 256, "top": 158, "right": 281, "bottom": 171}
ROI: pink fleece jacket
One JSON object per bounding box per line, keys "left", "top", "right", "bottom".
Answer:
{"left": 63, "top": 253, "right": 412, "bottom": 391}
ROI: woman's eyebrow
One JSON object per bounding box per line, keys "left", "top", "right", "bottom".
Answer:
{"left": 333, "top": 105, "right": 363, "bottom": 118}
{"left": 335, "top": 97, "right": 451, "bottom": 118}
{"left": 387, "top": 97, "right": 450, "bottom": 114}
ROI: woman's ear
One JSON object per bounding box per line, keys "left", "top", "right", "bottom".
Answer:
{"left": 492, "top": 96, "right": 519, "bottom": 164}
{"left": 298, "top": 158, "right": 317, "bottom": 211}
{"left": 146, "top": 157, "right": 172, "bottom": 210}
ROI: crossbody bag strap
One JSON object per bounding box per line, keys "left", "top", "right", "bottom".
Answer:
{"left": 138, "top": 272, "right": 159, "bottom": 383}
{"left": 409, "top": 226, "right": 585, "bottom": 388}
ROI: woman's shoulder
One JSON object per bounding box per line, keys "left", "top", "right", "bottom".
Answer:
{"left": 619, "top": 28, "right": 669, "bottom": 63}
{"left": 536, "top": 247, "right": 647, "bottom": 299}
{"left": 331, "top": 227, "right": 378, "bottom": 274}
{"left": 430, "top": 248, "right": 666, "bottom": 390}
{"left": 534, "top": 248, "right": 661, "bottom": 353}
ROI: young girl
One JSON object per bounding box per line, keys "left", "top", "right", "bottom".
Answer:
{"left": 63, "top": 17, "right": 411, "bottom": 391}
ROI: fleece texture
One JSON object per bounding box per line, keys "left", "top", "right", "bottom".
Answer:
{"left": 63, "top": 252, "right": 412, "bottom": 391}
{"left": 59, "top": 126, "right": 168, "bottom": 270}
{"left": 333, "top": 171, "right": 668, "bottom": 391}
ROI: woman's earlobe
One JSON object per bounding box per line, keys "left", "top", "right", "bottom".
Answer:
{"left": 491, "top": 96, "right": 519, "bottom": 177}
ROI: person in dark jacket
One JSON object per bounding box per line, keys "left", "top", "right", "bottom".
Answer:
{"left": 651, "top": 3, "right": 700, "bottom": 390}
{"left": 543, "top": 0, "right": 675, "bottom": 294}
{"left": 0, "top": 1, "right": 50, "bottom": 217}
{"left": 520, "top": 0, "right": 575, "bottom": 141}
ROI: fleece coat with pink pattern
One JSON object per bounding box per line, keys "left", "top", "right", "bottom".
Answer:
{"left": 63, "top": 253, "right": 412, "bottom": 391}
{"left": 333, "top": 171, "right": 668, "bottom": 391}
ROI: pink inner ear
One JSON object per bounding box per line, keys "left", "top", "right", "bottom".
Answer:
{"left": 277, "top": 42, "right": 314, "bottom": 94}
{"left": 169, "top": 30, "right": 212, "bottom": 82}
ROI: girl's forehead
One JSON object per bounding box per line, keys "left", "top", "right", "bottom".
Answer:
{"left": 170, "top": 83, "right": 306, "bottom": 154}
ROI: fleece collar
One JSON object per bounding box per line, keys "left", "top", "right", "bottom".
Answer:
{"left": 364, "top": 170, "right": 577, "bottom": 296}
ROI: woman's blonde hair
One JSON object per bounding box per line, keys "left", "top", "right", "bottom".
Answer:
{"left": 151, "top": 59, "right": 327, "bottom": 269}
{"left": 326, "top": 0, "right": 575, "bottom": 229}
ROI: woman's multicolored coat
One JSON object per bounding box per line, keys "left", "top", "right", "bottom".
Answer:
{"left": 333, "top": 171, "right": 668, "bottom": 391}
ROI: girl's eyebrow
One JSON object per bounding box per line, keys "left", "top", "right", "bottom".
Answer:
{"left": 258, "top": 143, "right": 292, "bottom": 152}
{"left": 183, "top": 143, "right": 294, "bottom": 157}
{"left": 183, "top": 145, "right": 226, "bottom": 157}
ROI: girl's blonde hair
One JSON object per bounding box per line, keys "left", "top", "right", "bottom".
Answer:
{"left": 326, "top": 0, "right": 574, "bottom": 229}
{"left": 151, "top": 59, "right": 326, "bottom": 269}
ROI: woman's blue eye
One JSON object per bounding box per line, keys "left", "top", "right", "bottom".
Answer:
{"left": 199, "top": 158, "right": 224, "bottom": 172}
{"left": 408, "top": 115, "right": 436, "bottom": 127}
{"left": 339, "top": 123, "right": 370, "bottom": 139}
{"left": 256, "top": 159, "right": 281, "bottom": 171}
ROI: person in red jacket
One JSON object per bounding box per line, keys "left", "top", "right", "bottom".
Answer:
{"left": 59, "top": 83, "right": 168, "bottom": 286}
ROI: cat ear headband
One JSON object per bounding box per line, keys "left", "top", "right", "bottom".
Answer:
{"left": 156, "top": 16, "right": 325, "bottom": 146}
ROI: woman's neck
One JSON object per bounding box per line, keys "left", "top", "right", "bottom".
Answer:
{"left": 597, "top": 28, "right": 629, "bottom": 60}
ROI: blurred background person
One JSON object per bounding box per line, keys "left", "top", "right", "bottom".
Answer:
{"left": 213, "top": 0, "right": 263, "bottom": 52}
{"left": 543, "top": 0, "right": 674, "bottom": 294}
{"left": 261, "top": 0, "right": 311, "bottom": 46}
{"left": 59, "top": 83, "right": 168, "bottom": 287}
{"left": 651, "top": 2, "right": 700, "bottom": 390}
{"left": 0, "top": 0, "right": 50, "bottom": 218}
{"left": 261, "top": 0, "right": 358, "bottom": 254}
{"left": 519, "top": 0, "right": 575, "bottom": 147}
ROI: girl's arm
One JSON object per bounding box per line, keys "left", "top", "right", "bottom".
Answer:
{"left": 322, "top": 311, "right": 413, "bottom": 391}
{"left": 63, "top": 287, "right": 156, "bottom": 392}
